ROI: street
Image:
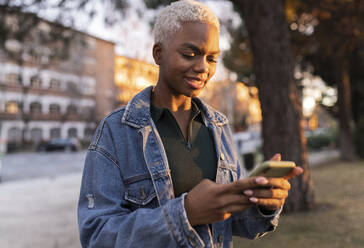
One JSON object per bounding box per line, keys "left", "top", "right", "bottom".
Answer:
{"left": 1, "top": 151, "right": 87, "bottom": 183}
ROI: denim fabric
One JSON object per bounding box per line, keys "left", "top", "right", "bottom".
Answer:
{"left": 78, "top": 86, "right": 280, "bottom": 248}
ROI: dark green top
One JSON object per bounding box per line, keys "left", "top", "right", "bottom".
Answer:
{"left": 150, "top": 101, "right": 217, "bottom": 197}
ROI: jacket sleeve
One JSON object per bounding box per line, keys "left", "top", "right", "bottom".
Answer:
{"left": 231, "top": 204, "right": 281, "bottom": 239}
{"left": 222, "top": 125, "right": 281, "bottom": 239}
{"left": 77, "top": 148, "right": 204, "bottom": 248}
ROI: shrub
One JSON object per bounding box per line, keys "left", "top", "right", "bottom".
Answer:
{"left": 306, "top": 129, "right": 338, "bottom": 151}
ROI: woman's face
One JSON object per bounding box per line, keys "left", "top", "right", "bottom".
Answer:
{"left": 154, "top": 22, "right": 220, "bottom": 98}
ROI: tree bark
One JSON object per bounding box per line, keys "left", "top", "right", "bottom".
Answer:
{"left": 335, "top": 58, "right": 356, "bottom": 161}
{"left": 236, "top": 0, "right": 315, "bottom": 211}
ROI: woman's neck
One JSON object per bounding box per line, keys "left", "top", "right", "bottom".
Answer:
{"left": 151, "top": 84, "right": 192, "bottom": 113}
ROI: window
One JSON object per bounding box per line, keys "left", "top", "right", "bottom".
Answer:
{"left": 68, "top": 128, "right": 78, "bottom": 138}
{"left": 29, "top": 102, "right": 42, "bottom": 114}
{"left": 8, "top": 127, "right": 22, "bottom": 142}
{"left": 81, "top": 82, "right": 95, "bottom": 95}
{"left": 5, "top": 73, "right": 19, "bottom": 84}
{"left": 49, "top": 104, "right": 61, "bottom": 114}
{"left": 30, "top": 128, "right": 43, "bottom": 144}
{"left": 30, "top": 76, "right": 42, "bottom": 88}
{"left": 49, "top": 79, "right": 61, "bottom": 90}
{"left": 6, "top": 101, "right": 19, "bottom": 113}
{"left": 84, "top": 57, "right": 96, "bottom": 66}
{"left": 82, "top": 106, "right": 94, "bottom": 115}
{"left": 67, "top": 81, "right": 78, "bottom": 93}
{"left": 50, "top": 128, "right": 61, "bottom": 139}
{"left": 86, "top": 37, "right": 96, "bottom": 49}
{"left": 67, "top": 105, "right": 77, "bottom": 114}
{"left": 84, "top": 127, "right": 94, "bottom": 140}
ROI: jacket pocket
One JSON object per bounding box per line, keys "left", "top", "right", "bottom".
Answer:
{"left": 124, "top": 174, "right": 159, "bottom": 210}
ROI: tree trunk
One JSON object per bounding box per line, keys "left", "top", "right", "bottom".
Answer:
{"left": 335, "top": 58, "right": 356, "bottom": 161}
{"left": 236, "top": 0, "right": 315, "bottom": 211}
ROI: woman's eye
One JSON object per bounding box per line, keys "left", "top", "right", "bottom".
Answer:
{"left": 182, "top": 53, "right": 195, "bottom": 58}
{"left": 207, "top": 56, "right": 218, "bottom": 63}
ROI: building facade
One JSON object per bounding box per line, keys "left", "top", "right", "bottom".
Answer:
{"left": 0, "top": 21, "right": 115, "bottom": 153}
{"left": 115, "top": 55, "right": 159, "bottom": 106}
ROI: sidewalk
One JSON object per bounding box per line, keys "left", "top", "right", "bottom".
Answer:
{"left": 0, "top": 173, "right": 82, "bottom": 248}
{"left": 308, "top": 149, "right": 340, "bottom": 166}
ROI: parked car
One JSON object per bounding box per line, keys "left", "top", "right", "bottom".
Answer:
{"left": 37, "top": 138, "right": 81, "bottom": 152}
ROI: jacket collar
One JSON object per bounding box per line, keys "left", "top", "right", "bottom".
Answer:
{"left": 121, "top": 86, "right": 228, "bottom": 128}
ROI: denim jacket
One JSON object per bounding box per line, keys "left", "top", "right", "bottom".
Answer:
{"left": 78, "top": 86, "right": 280, "bottom": 248}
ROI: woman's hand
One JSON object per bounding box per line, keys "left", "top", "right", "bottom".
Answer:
{"left": 184, "top": 153, "right": 304, "bottom": 226}
{"left": 245, "top": 153, "right": 304, "bottom": 211}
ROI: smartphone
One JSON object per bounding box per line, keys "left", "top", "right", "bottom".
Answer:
{"left": 248, "top": 161, "right": 296, "bottom": 178}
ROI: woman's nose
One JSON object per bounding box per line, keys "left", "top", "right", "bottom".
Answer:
{"left": 193, "top": 57, "right": 209, "bottom": 74}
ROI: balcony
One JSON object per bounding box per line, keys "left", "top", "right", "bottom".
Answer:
{"left": 0, "top": 111, "right": 95, "bottom": 122}
{"left": 0, "top": 81, "right": 95, "bottom": 99}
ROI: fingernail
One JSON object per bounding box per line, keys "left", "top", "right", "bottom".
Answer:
{"left": 256, "top": 177, "right": 268, "bottom": 185}
{"left": 243, "top": 190, "right": 253, "bottom": 196}
{"left": 249, "top": 197, "right": 258, "bottom": 203}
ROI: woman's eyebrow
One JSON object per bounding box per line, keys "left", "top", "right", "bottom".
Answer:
{"left": 181, "top": 43, "right": 220, "bottom": 55}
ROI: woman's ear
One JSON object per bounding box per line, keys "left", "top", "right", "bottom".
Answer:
{"left": 153, "top": 43, "right": 163, "bottom": 65}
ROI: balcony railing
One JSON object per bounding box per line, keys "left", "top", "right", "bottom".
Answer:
{"left": 0, "top": 112, "right": 95, "bottom": 122}
{"left": 0, "top": 82, "right": 95, "bottom": 99}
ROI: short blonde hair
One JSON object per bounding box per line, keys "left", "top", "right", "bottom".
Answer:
{"left": 153, "top": 0, "right": 220, "bottom": 44}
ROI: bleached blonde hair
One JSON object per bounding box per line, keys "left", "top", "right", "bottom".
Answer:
{"left": 153, "top": 0, "right": 220, "bottom": 44}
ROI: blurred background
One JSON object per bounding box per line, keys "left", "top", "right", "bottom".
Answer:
{"left": 0, "top": 0, "right": 363, "bottom": 247}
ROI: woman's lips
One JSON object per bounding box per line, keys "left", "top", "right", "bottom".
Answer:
{"left": 185, "top": 77, "right": 205, "bottom": 89}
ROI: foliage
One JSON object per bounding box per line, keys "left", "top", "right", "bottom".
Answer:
{"left": 306, "top": 129, "right": 338, "bottom": 151}
{"left": 222, "top": 23, "right": 254, "bottom": 84}
{"left": 225, "top": 0, "right": 364, "bottom": 124}
{"left": 225, "top": 0, "right": 364, "bottom": 125}
{"left": 290, "top": 0, "right": 364, "bottom": 58}
{"left": 0, "top": 0, "right": 128, "bottom": 27}
{"left": 224, "top": 0, "right": 364, "bottom": 159}
{"left": 144, "top": 0, "right": 175, "bottom": 9}
{"left": 289, "top": 0, "right": 364, "bottom": 122}
{"left": 0, "top": 0, "right": 129, "bottom": 59}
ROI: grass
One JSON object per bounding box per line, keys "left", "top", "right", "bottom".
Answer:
{"left": 234, "top": 160, "right": 364, "bottom": 248}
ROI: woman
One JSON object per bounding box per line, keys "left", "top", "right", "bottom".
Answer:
{"left": 77, "top": 1, "right": 302, "bottom": 247}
